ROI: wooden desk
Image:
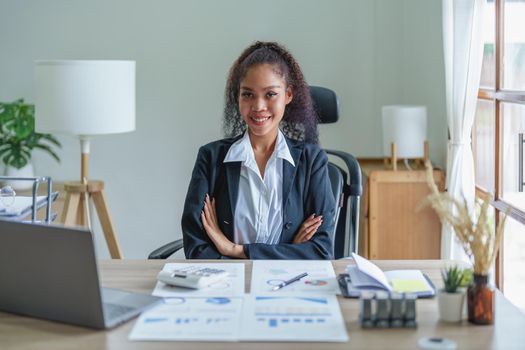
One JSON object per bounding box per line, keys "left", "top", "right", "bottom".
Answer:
{"left": 1, "top": 260, "right": 525, "bottom": 349}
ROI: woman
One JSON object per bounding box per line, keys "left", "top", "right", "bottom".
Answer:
{"left": 182, "top": 41, "right": 335, "bottom": 259}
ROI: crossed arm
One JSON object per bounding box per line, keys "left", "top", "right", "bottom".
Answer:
{"left": 200, "top": 194, "right": 323, "bottom": 259}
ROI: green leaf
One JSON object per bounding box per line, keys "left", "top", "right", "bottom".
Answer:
{"left": 0, "top": 148, "right": 10, "bottom": 158}
{"left": 40, "top": 133, "right": 61, "bottom": 147}
{"left": 442, "top": 266, "right": 465, "bottom": 293}
{"left": 33, "top": 144, "right": 60, "bottom": 162}
{"left": 0, "top": 98, "right": 61, "bottom": 165}
{"left": 11, "top": 155, "right": 29, "bottom": 169}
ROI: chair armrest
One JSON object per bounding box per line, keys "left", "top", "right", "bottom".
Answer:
{"left": 325, "top": 149, "right": 363, "bottom": 196}
{"left": 148, "top": 239, "right": 184, "bottom": 259}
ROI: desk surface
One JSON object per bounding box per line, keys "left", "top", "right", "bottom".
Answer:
{"left": 2, "top": 260, "right": 525, "bottom": 350}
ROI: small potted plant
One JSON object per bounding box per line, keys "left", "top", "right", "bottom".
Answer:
{"left": 438, "top": 266, "right": 472, "bottom": 322}
{"left": 0, "top": 99, "right": 61, "bottom": 189}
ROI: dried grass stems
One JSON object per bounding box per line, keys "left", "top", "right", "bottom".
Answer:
{"left": 418, "top": 161, "right": 507, "bottom": 275}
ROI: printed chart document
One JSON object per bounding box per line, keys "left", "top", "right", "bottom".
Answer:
{"left": 152, "top": 263, "right": 245, "bottom": 297}
{"left": 250, "top": 260, "right": 339, "bottom": 295}
{"left": 240, "top": 294, "right": 348, "bottom": 342}
{"left": 345, "top": 253, "right": 435, "bottom": 297}
{"left": 129, "top": 297, "right": 243, "bottom": 341}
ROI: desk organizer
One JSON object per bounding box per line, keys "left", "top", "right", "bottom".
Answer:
{"left": 0, "top": 176, "right": 56, "bottom": 223}
{"left": 359, "top": 291, "right": 417, "bottom": 328}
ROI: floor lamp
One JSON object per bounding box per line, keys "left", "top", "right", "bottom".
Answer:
{"left": 35, "top": 60, "right": 136, "bottom": 259}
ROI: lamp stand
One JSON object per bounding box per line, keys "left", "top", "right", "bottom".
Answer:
{"left": 384, "top": 140, "right": 429, "bottom": 171}
{"left": 61, "top": 138, "right": 124, "bottom": 259}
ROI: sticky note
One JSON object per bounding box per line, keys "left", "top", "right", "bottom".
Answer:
{"left": 391, "top": 279, "right": 428, "bottom": 293}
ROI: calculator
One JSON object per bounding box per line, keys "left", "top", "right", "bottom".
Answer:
{"left": 157, "top": 266, "right": 229, "bottom": 289}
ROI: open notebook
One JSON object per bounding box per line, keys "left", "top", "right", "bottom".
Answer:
{"left": 339, "top": 253, "right": 435, "bottom": 298}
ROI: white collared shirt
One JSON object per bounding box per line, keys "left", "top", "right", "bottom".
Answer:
{"left": 223, "top": 130, "right": 295, "bottom": 245}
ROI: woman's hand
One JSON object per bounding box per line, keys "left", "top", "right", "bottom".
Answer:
{"left": 201, "top": 194, "right": 246, "bottom": 258}
{"left": 292, "top": 214, "right": 323, "bottom": 244}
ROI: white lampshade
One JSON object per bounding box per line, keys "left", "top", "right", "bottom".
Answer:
{"left": 35, "top": 60, "right": 135, "bottom": 136}
{"left": 382, "top": 105, "right": 427, "bottom": 158}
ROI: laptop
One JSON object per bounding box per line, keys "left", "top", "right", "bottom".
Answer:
{"left": 0, "top": 219, "right": 162, "bottom": 329}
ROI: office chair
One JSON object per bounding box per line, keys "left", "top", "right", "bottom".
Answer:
{"left": 309, "top": 86, "right": 362, "bottom": 257}
{"left": 148, "top": 86, "right": 362, "bottom": 259}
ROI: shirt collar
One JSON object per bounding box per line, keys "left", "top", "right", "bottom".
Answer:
{"left": 223, "top": 130, "right": 295, "bottom": 167}
{"left": 274, "top": 129, "right": 295, "bottom": 167}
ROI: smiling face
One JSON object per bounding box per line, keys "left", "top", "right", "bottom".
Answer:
{"left": 238, "top": 63, "right": 293, "bottom": 142}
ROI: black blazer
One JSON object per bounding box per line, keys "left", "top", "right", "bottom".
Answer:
{"left": 181, "top": 134, "right": 335, "bottom": 260}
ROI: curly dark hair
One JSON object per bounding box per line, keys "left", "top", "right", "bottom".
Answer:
{"left": 223, "top": 41, "right": 318, "bottom": 144}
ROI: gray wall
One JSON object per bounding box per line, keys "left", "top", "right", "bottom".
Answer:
{"left": 0, "top": 0, "right": 446, "bottom": 258}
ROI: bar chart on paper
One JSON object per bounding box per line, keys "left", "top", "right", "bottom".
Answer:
{"left": 255, "top": 296, "right": 331, "bottom": 327}
{"left": 240, "top": 295, "right": 348, "bottom": 342}
{"left": 129, "top": 297, "right": 243, "bottom": 341}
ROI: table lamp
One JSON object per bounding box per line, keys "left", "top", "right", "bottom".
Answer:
{"left": 381, "top": 105, "right": 428, "bottom": 171}
{"left": 35, "top": 60, "right": 135, "bottom": 259}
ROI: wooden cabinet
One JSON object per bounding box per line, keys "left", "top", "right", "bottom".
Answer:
{"left": 361, "top": 167, "right": 445, "bottom": 259}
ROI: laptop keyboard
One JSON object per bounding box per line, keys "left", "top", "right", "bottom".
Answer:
{"left": 103, "top": 303, "right": 136, "bottom": 320}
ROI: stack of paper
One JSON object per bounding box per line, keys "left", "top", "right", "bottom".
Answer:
{"left": 0, "top": 193, "right": 58, "bottom": 221}
{"left": 130, "top": 261, "right": 349, "bottom": 342}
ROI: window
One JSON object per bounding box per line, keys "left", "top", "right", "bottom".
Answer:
{"left": 474, "top": 0, "right": 525, "bottom": 310}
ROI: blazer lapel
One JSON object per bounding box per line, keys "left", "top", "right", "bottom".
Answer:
{"left": 282, "top": 138, "right": 303, "bottom": 211}
{"left": 225, "top": 162, "right": 241, "bottom": 220}
{"left": 221, "top": 133, "right": 244, "bottom": 223}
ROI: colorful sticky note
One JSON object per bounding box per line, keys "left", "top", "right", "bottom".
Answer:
{"left": 391, "top": 279, "right": 428, "bottom": 293}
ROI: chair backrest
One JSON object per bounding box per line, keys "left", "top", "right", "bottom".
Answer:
{"left": 326, "top": 162, "right": 344, "bottom": 256}
{"left": 310, "top": 86, "right": 363, "bottom": 258}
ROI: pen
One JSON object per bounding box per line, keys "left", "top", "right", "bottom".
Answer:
{"left": 271, "top": 272, "right": 308, "bottom": 291}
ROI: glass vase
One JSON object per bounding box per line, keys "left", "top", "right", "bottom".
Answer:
{"left": 467, "top": 274, "right": 494, "bottom": 324}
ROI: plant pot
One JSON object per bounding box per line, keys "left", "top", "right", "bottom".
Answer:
{"left": 3, "top": 163, "right": 35, "bottom": 191}
{"left": 437, "top": 289, "right": 465, "bottom": 322}
{"left": 468, "top": 274, "right": 494, "bottom": 325}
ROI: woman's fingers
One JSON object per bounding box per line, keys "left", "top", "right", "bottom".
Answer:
{"left": 305, "top": 215, "right": 322, "bottom": 228}
{"left": 203, "top": 199, "right": 212, "bottom": 221}
{"left": 210, "top": 197, "right": 218, "bottom": 222}
{"left": 300, "top": 215, "right": 322, "bottom": 234}
{"left": 203, "top": 194, "right": 217, "bottom": 222}
{"left": 305, "top": 222, "right": 323, "bottom": 241}
{"left": 202, "top": 194, "right": 223, "bottom": 238}
{"left": 305, "top": 221, "right": 320, "bottom": 234}
{"left": 203, "top": 195, "right": 216, "bottom": 220}
{"left": 300, "top": 214, "right": 316, "bottom": 230}
{"left": 201, "top": 211, "right": 212, "bottom": 233}
{"left": 296, "top": 218, "right": 323, "bottom": 243}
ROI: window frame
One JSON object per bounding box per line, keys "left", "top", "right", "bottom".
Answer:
{"left": 475, "top": 0, "right": 525, "bottom": 290}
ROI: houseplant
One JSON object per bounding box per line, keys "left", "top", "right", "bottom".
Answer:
{"left": 438, "top": 266, "right": 472, "bottom": 322}
{"left": 0, "top": 99, "right": 61, "bottom": 188}
{"left": 421, "top": 161, "right": 507, "bottom": 324}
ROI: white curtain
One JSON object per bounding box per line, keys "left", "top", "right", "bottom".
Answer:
{"left": 441, "top": 0, "right": 486, "bottom": 260}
